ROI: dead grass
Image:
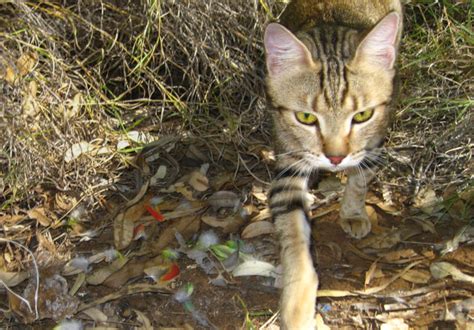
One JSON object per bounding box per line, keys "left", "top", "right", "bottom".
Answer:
{"left": 0, "top": 0, "right": 282, "bottom": 212}
{"left": 1, "top": 1, "right": 470, "bottom": 212}
{"left": 386, "top": 1, "right": 473, "bottom": 195}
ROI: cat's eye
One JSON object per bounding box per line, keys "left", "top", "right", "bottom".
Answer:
{"left": 295, "top": 112, "right": 318, "bottom": 125}
{"left": 352, "top": 109, "right": 374, "bottom": 123}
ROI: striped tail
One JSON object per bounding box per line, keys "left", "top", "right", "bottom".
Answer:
{"left": 269, "top": 167, "right": 318, "bottom": 329}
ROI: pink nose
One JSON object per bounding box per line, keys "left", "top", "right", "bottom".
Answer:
{"left": 328, "top": 156, "right": 344, "bottom": 165}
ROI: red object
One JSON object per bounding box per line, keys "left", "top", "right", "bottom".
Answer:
{"left": 133, "top": 223, "right": 146, "bottom": 240}
{"left": 145, "top": 204, "right": 165, "bottom": 222}
{"left": 160, "top": 263, "right": 180, "bottom": 281}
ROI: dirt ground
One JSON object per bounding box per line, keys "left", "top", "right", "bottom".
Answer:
{"left": 1, "top": 154, "right": 473, "bottom": 329}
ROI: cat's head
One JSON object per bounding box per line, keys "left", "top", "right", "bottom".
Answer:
{"left": 264, "top": 12, "right": 400, "bottom": 173}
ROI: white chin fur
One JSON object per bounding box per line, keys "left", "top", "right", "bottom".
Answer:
{"left": 307, "top": 154, "right": 363, "bottom": 172}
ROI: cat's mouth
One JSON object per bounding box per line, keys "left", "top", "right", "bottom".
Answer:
{"left": 306, "top": 152, "right": 366, "bottom": 172}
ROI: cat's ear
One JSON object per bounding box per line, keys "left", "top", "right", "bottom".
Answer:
{"left": 354, "top": 12, "right": 400, "bottom": 70}
{"left": 264, "top": 23, "right": 315, "bottom": 76}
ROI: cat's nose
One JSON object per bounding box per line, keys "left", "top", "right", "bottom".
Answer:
{"left": 328, "top": 156, "right": 345, "bottom": 165}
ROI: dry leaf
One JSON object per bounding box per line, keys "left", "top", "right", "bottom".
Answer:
{"left": 126, "top": 130, "right": 154, "bottom": 144}
{"left": 86, "top": 256, "right": 129, "bottom": 285}
{"left": 63, "top": 257, "right": 90, "bottom": 276}
{"left": 366, "top": 205, "right": 378, "bottom": 223}
{"left": 260, "top": 148, "right": 276, "bottom": 163}
{"left": 409, "top": 217, "right": 437, "bottom": 234}
{"left": 367, "top": 189, "right": 402, "bottom": 216}
{"left": 69, "top": 273, "right": 86, "bottom": 296}
{"left": 65, "top": 92, "right": 83, "bottom": 120}
{"left": 209, "top": 171, "right": 234, "bottom": 190}
{"left": 430, "top": 262, "right": 474, "bottom": 283}
{"left": 113, "top": 212, "right": 134, "bottom": 250}
{"left": 27, "top": 207, "right": 51, "bottom": 226}
{"left": 241, "top": 221, "right": 275, "bottom": 239}
{"left": 143, "top": 264, "right": 168, "bottom": 281}
{"left": 250, "top": 208, "right": 271, "bottom": 222}
{"left": 17, "top": 52, "right": 38, "bottom": 76}
{"left": 188, "top": 170, "right": 209, "bottom": 192}
{"left": 175, "top": 184, "right": 195, "bottom": 201}
{"left": 459, "top": 186, "right": 474, "bottom": 202}
{"left": 358, "top": 229, "right": 403, "bottom": 249}
{"left": 55, "top": 192, "right": 77, "bottom": 211}
{"left": 380, "top": 318, "right": 409, "bottom": 330}
{"left": 317, "top": 289, "right": 357, "bottom": 297}
{"left": 413, "top": 187, "right": 443, "bottom": 214}
{"left": 64, "top": 142, "right": 95, "bottom": 163}
{"left": 150, "top": 215, "right": 201, "bottom": 253}
{"left": 383, "top": 249, "right": 418, "bottom": 262}
{"left": 114, "top": 200, "right": 148, "bottom": 250}
{"left": 105, "top": 216, "right": 201, "bottom": 288}
{"left": 366, "top": 205, "right": 383, "bottom": 234}
{"left": 0, "top": 270, "right": 29, "bottom": 287}
{"left": 358, "top": 224, "right": 422, "bottom": 250}
{"left": 401, "top": 269, "right": 431, "bottom": 284}
{"left": 4, "top": 65, "right": 16, "bottom": 83}
{"left": 134, "top": 309, "right": 153, "bottom": 330}
{"left": 232, "top": 260, "right": 276, "bottom": 278}
{"left": 207, "top": 191, "right": 240, "bottom": 211}
{"left": 77, "top": 283, "right": 169, "bottom": 314}
{"left": 201, "top": 214, "right": 246, "bottom": 233}
{"left": 22, "top": 80, "right": 39, "bottom": 117}
{"left": 81, "top": 307, "right": 108, "bottom": 323}
{"left": 251, "top": 185, "right": 267, "bottom": 202}
{"left": 439, "top": 225, "right": 474, "bottom": 255}
{"left": 150, "top": 165, "right": 167, "bottom": 185}
{"left": 359, "top": 261, "right": 423, "bottom": 295}
{"left": 0, "top": 214, "right": 25, "bottom": 224}
{"left": 125, "top": 182, "right": 150, "bottom": 207}
{"left": 364, "top": 261, "right": 379, "bottom": 287}
{"left": 162, "top": 206, "right": 205, "bottom": 220}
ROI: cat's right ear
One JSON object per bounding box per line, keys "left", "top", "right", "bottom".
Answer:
{"left": 264, "top": 23, "right": 315, "bottom": 76}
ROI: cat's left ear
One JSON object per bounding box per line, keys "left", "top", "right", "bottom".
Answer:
{"left": 354, "top": 12, "right": 400, "bottom": 70}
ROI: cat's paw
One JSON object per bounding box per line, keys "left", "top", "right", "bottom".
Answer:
{"left": 339, "top": 215, "right": 371, "bottom": 239}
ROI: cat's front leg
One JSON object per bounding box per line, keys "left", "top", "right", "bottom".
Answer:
{"left": 339, "top": 167, "right": 377, "bottom": 239}
{"left": 270, "top": 174, "right": 317, "bottom": 329}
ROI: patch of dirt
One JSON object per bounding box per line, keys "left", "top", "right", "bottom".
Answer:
{"left": 2, "top": 164, "right": 472, "bottom": 329}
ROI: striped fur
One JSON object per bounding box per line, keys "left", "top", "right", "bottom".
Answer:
{"left": 264, "top": 1, "right": 402, "bottom": 328}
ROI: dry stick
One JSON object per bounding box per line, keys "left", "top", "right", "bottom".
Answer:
{"left": 345, "top": 242, "right": 426, "bottom": 265}
{"left": 0, "top": 238, "right": 39, "bottom": 320}
{"left": 318, "top": 260, "right": 424, "bottom": 298}
{"left": 0, "top": 279, "right": 34, "bottom": 314}
{"left": 259, "top": 310, "right": 280, "bottom": 330}
{"left": 237, "top": 153, "right": 271, "bottom": 186}
{"left": 76, "top": 283, "right": 171, "bottom": 313}
{"left": 125, "top": 180, "right": 150, "bottom": 208}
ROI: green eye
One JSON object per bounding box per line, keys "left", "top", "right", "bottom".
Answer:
{"left": 295, "top": 112, "right": 318, "bottom": 125}
{"left": 352, "top": 109, "right": 374, "bottom": 123}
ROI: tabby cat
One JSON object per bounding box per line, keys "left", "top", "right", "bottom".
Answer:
{"left": 264, "top": 0, "right": 403, "bottom": 328}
